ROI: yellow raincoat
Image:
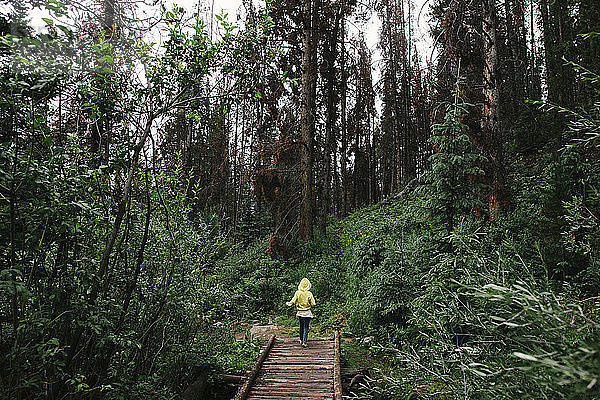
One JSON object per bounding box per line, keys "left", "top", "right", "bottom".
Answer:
{"left": 286, "top": 278, "right": 316, "bottom": 318}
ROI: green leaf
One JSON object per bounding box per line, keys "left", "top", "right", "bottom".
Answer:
{"left": 57, "top": 25, "right": 73, "bottom": 37}
{"left": 514, "top": 352, "right": 539, "bottom": 362}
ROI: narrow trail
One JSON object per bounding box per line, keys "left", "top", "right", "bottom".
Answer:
{"left": 233, "top": 332, "right": 343, "bottom": 400}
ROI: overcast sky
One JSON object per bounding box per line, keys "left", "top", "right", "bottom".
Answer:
{"left": 24, "top": 0, "right": 433, "bottom": 57}
{"left": 23, "top": 0, "right": 434, "bottom": 91}
{"left": 163, "top": 0, "right": 433, "bottom": 62}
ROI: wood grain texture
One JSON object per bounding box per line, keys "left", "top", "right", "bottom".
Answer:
{"left": 235, "top": 336, "right": 339, "bottom": 400}
{"left": 234, "top": 334, "right": 276, "bottom": 400}
{"left": 333, "top": 330, "right": 342, "bottom": 400}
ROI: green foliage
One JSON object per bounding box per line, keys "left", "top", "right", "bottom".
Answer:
{"left": 0, "top": 3, "right": 273, "bottom": 398}
{"left": 2, "top": 3, "right": 600, "bottom": 400}
{"left": 214, "top": 228, "right": 345, "bottom": 326}
{"left": 334, "top": 197, "right": 600, "bottom": 399}
{"left": 333, "top": 61, "right": 600, "bottom": 400}
{"left": 423, "top": 102, "right": 486, "bottom": 232}
{"left": 400, "top": 227, "right": 599, "bottom": 399}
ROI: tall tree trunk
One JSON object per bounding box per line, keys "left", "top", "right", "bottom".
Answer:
{"left": 482, "top": 0, "right": 504, "bottom": 217}
{"left": 503, "top": 0, "right": 527, "bottom": 121}
{"left": 528, "top": 0, "right": 541, "bottom": 99}
{"left": 340, "top": 17, "right": 348, "bottom": 217}
{"left": 539, "top": 0, "right": 575, "bottom": 107}
{"left": 321, "top": 7, "right": 340, "bottom": 233}
{"left": 300, "top": 0, "right": 318, "bottom": 240}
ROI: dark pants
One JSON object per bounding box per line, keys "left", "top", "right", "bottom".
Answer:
{"left": 299, "top": 317, "right": 311, "bottom": 343}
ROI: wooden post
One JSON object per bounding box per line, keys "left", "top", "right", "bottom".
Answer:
{"left": 233, "top": 334, "right": 276, "bottom": 400}
{"left": 334, "top": 329, "right": 343, "bottom": 400}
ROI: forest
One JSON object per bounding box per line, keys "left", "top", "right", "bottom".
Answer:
{"left": 0, "top": 0, "right": 599, "bottom": 398}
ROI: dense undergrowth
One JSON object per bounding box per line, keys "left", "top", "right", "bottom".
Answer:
{"left": 212, "top": 154, "right": 599, "bottom": 399}
{"left": 209, "top": 76, "right": 600, "bottom": 399}
{"left": 3, "top": 89, "right": 598, "bottom": 400}
{"left": 2, "top": 6, "right": 599, "bottom": 397}
{"left": 217, "top": 169, "right": 599, "bottom": 399}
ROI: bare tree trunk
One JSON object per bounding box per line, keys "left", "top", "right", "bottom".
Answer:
{"left": 482, "top": 0, "right": 504, "bottom": 218}
{"left": 322, "top": 6, "right": 340, "bottom": 233}
{"left": 503, "top": 0, "right": 528, "bottom": 123}
{"left": 233, "top": 105, "right": 239, "bottom": 229}
{"left": 539, "top": 0, "right": 575, "bottom": 107}
{"left": 366, "top": 112, "right": 373, "bottom": 204}
{"left": 528, "top": 0, "right": 541, "bottom": 99}
{"left": 340, "top": 17, "right": 348, "bottom": 217}
{"left": 300, "top": 0, "right": 318, "bottom": 240}
{"left": 9, "top": 106, "right": 18, "bottom": 351}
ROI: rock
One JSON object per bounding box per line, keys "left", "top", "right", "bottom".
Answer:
{"left": 249, "top": 324, "right": 282, "bottom": 339}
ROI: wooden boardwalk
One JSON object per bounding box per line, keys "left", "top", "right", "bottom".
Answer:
{"left": 233, "top": 331, "right": 343, "bottom": 400}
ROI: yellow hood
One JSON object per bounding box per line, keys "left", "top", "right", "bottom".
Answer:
{"left": 286, "top": 278, "right": 316, "bottom": 314}
{"left": 298, "top": 278, "right": 311, "bottom": 291}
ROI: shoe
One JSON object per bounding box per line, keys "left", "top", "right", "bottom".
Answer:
{"left": 302, "top": 342, "right": 307, "bottom": 348}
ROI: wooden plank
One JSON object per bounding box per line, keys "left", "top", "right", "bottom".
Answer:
{"left": 252, "top": 384, "right": 331, "bottom": 390}
{"left": 265, "top": 356, "right": 334, "bottom": 361}
{"left": 247, "top": 396, "right": 333, "bottom": 400}
{"left": 257, "top": 379, "right": 331, "bottom": 382}
{"left": 254, "top": 383, "right": 332, "bottom": 390}
{"left": 257, "top": 376, "right": 333, "bottom": 382}
{"left": 248, "top": 395, "right": 331, "bottom": 400}
{"left": 273, "top": 341, "right": 333, "bottom": 346}
{"left": 248, "top": 396, "right": 333, "bottom": 399}
{"left": 334, "top": 329, "right": 342, "bottom": 400}
{"left": 247, "top": 397, "right": 332, "bottom": 400}
{"left": 270, "top": 349, "right": 333, "bottom": 353}
{"left": 265, "top": 359, "right": 332, "bottom": 362}
{"left": 260, "top": 367, "right": 333, "bottom": 372}
{"left": 269, "top": 354, "right": 333, "bottom": 357}
{"left": 259, "top": 370, "right": 333, "bottom": 376}
{"left": 269, "top": 348, "right": 333, "bottom": 353}
{"left": 233, "top": 336, "right": 338, "bottom": 400}
{"left": 270, "top": 345, "right": 333, "bottom": 349}
{"left": 276, "top": 337, "right": 333, "bottom": 342}
{"left": 271, "top": 346, "right": 333, "bottom": 350}
{"left": 264, "top": 358, "right": 333, "bottom": 363}
{"left": 233, "top": 334, "right": 276, "bottom": 400}
{"left": 250, "top": 389, "right": 332, "bottom": 396}
{"left": 258, "top": 376, "right": 333, "bottom": 381}
{"left": 263, "top": 364, "right": 333, "bottom": 369}
{"left": 264, "top": 362, "right": 333, "bottom": 366}
{"left": 271, "top": 345, "right": 332, "bottom": 348}
{"left": 257, "top": 374, "right": 333, "bottom": 381}
{"left": 273, "top": 342, "right": 333, "bottom": 346}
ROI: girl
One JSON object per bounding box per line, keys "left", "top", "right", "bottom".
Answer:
{"left": 286, "top": 278, "right": 316, "bottom": 347}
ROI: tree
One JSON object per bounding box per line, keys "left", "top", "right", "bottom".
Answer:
{"left": 481, "top": 0, "right": 504, "bottom": 217}
{"left": 539, "top": 0, "right": 576, "bottom": 108}
{"left": 300, "top": 0, "right": 319, "bottom": 240}
{"left": 425, "top": 76, "right": 486, "bottom": 233}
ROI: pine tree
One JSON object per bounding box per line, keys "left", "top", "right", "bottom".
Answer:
{"left": 425, "top": 71, "right": 487, "bottom": 233}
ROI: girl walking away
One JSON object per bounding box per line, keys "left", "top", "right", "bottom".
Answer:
{"left": 286, "top": 278, "right": 316, "bottom": 347}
